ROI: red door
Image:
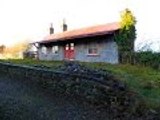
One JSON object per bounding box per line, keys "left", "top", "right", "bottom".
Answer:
{"left": 64, "top": 43, "right": 75, "bottom": 60}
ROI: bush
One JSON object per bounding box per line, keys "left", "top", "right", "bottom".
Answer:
{"left": 136, "top": 51, "right": 160, "bottom": 70}
{"left": 120, "top": 51, "right": 160, "bottom": 70}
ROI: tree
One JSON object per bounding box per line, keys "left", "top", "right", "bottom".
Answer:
{"left": 115, "top": 8, "right": 136, "bottom": 63}
{"left": 3, "top": 41, "right": 29, "bottom": 59}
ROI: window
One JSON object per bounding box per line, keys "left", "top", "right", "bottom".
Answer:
{"left": 88, "top": 44, "right": 98, "bottom": 55}
{"left": 88, "top": 48, "right": 98, "bottom": 55}
{"left": 41, "top": 46, "right": 47, "bottom": 54}
{"left": 70, "top": 43, "right": 74, "bottom": 50}
{"left": 52, "top": 46, "right": 58, "bottom": 54}
{"left": 65, "top": 44, "right": 69, "bottom": 50}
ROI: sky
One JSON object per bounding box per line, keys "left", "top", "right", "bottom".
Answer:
{"left": 0, "top": 0, "right": 160, "bottom": 51}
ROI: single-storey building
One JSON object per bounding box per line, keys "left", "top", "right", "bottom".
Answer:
{"left": 37, "top": 22, "right": 120, "bottom": 64}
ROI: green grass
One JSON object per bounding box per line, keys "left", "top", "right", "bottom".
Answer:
{"left": 0, "top": 58, "right": 63, "bottom": 68}
{"left": 83, "top": 63, "right": 160, "bottom": 109}
{"left": 1, "top": 59, "right": 160, "bottom": 109}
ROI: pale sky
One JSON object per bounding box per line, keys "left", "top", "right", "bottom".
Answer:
{"left": 0, "top": 0, "right": 160, "bottom": 51}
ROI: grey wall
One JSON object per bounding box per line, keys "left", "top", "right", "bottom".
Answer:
{"left": 38, "top": 35, "right": 119, "bottom": 64}
{"left": 38, "top": 45, "right": 64, "bottom": 61}
{"left": 75, "top": 38, "right": 119, "bottom": 64}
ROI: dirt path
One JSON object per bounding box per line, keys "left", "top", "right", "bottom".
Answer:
{"left": 0, "top": 75, "right": 109, "bottom": 120}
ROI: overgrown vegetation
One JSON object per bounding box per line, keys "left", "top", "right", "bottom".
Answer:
{"left": 114, "top": 8, "right": 160, "bottom": 70}
{"left": 84, "top": 62, "right": 160, "bottom": 110}
{"left": 115, "top": 8, "right": 136, "bottom": 63}
{"left": 136, "top": 51, "right": 160, "bottom": 70}
{"left": 118, "top": 51, "right": 160, "bottom": 70}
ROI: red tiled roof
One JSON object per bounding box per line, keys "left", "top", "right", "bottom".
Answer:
{"left": 40, "top": 22, "right": 120, "bottom": 43}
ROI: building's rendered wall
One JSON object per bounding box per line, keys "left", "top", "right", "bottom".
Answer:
{"left": 38, "top": 45, "right": 64, "bottom": 61}
{"left": 38, "top": 36, "right": 119, "bottom": 64}
{"left": 75, "top": 38, "right": 119, "bottom": 64}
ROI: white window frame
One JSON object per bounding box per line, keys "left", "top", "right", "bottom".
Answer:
{"left": 70, "top": 43, "right": 74, "bottom": 50}
{"left": 41, "top": 46, "right": 47, "bottom": 54}
{"left": 87, "top": 44, "right": 99, "bottom": 56}
{"left": 52, "top": 45, "right": 59, "bottom": 54}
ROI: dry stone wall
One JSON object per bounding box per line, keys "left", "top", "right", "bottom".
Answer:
{"left": 0, "top": 62, "right": 136, "bottom": 115}
{"left": 0, "top": 62, "right": 159, "bottom": 119}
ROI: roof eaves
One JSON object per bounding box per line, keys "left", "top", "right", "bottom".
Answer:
{"left": 39, "top": 30, "right": 116, "bottom": 44}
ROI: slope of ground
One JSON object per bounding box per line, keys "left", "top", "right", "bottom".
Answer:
{"left": 0, "top": 59, "right": 159, "bottom": 119}
{"left": 2, "top": 59, "right": 159, "bottom": 109}
{"left": 84, "top": 63, "right": 160, "bottom": 109}
{"left": 0, "top": 75, "right": 111, "bottom": 120}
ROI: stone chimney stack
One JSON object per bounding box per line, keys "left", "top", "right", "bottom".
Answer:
{"left": 62, "top": 19, "right": 67, "bottom": 32}
{"left": 49, "top": 23, "right": 54, "bottom": 34}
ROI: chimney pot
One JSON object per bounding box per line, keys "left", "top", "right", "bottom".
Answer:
{"left": 63, "top": 19, "right": 67, "bottom": 32}
{"left": 50, "top": 23, "right": 54, "bottom": 34}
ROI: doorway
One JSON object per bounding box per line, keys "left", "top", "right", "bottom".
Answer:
{"left": 64, "top": 43, "right": 75, "bottom": 60}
